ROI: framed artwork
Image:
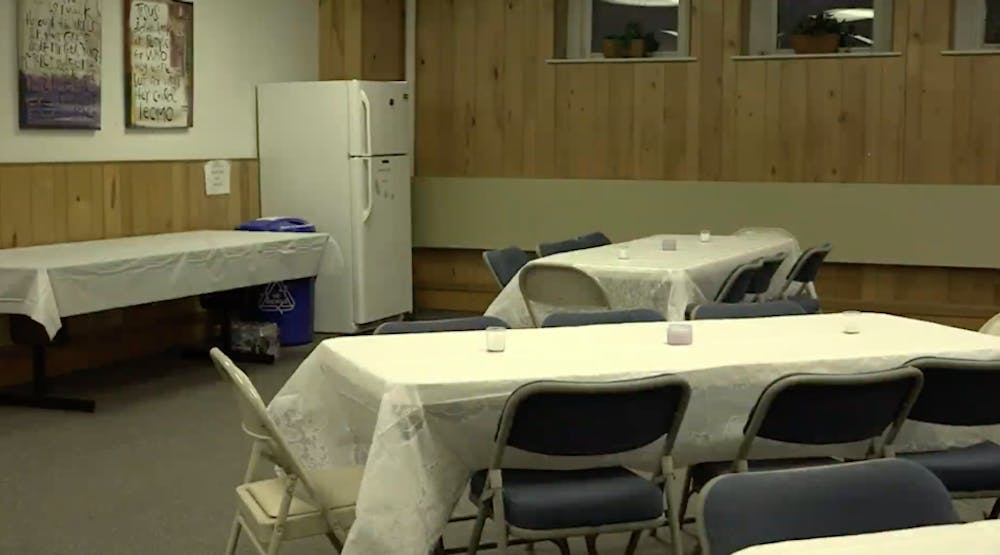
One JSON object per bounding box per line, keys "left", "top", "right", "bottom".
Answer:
{"left": 17, "top": 0, "right": 103, "bottom": 129}
{"left": 124, "top": 0, "right": 193, "bottom": 128}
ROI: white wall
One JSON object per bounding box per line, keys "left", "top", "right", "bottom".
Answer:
{"left": 0, "top": 0, "right": 318, "bottom": 163}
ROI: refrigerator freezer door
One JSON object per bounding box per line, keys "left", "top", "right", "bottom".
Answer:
{"left": 348, "top": 81, "right": 410, "bottom": 157}
{"left": 348, "top": 155, "right": 413, "bottom": 324}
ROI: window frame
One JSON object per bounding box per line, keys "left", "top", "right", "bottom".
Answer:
{"left": 746, "top": 0, "right": 894, "bottom": 57}
{"left": 565, "top": 0, "right": 692, "bottom": 60}
{"left": 953, "top": 0, "right": 1000, "bottom": 50}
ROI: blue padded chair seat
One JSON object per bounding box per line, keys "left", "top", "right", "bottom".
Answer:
{"left": 690, "top": 457, "right": 839, "bottom": 490}
{"left": 469, "top": 467, "right": 663, "bottom": 531}
{"left": 901, "top": 442, "right": 1000, "bottom": 492}
{"left": 794, "top": 297, "right": 821, "bottom": 314}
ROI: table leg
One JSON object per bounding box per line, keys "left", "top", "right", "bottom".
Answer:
{"left": 0, "top": 345, "right": 96, "bottom": 413}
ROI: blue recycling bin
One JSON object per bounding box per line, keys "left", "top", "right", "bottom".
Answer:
{"left": 237, "top": 217, "right": 317, "bottom": 346}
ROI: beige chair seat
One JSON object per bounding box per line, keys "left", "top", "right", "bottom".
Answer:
{"left": 237, "top": 465, "right": 364, "bottom": 543}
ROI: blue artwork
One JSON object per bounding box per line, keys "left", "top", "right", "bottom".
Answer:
{"left": 17, "top": 0, "right": 102, "bottom": 130}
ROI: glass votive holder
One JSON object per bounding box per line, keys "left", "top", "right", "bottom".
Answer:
{"left": 618, "top": 246, "right": 630, "bottom": 260}
{"left": 699, "top": 230, "right": 712, "bottom": 243}
{"left": 661, "top": 238, "right": 677, "bottom": 251}
{"left": 842, "top": 311, "right": 861, "bottom": 335}
{"left": 667, "top": 323, "right": 693, "bottom": 346}
{"left": 486, "top": 326, "right": 507, "bottom": 352}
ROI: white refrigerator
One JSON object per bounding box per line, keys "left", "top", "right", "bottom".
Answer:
{"left": 256, "top": 80, "right": 412, "bottom": 334}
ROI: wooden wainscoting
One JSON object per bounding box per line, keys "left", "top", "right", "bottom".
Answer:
{"left": 413, "top": 248, "right": 1000, "bottom": 331}
{"left": 0, "top": 160, "right": 260, "bottom": 386}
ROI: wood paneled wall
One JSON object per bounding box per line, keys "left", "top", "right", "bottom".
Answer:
{"left": 412, "top": 0, "right": 1000, "bottom": 326}
{"left": 319, "top": 0, "right": 406, "bottom": 81}
{"left": 0, "top": 160, "right": 260, "bottom": 385}
{"left": 415, "top": 0, "right": 1000, "bottom": 184}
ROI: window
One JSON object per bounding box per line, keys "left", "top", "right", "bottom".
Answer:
{"left": 565, "top": 0, "right": 691, "bottom": 59}
{"left": 954, "top": 0, "right": 1000, "bottom": 50}
{"left": 747, "top": 0, "right": 893, "bottom": 56}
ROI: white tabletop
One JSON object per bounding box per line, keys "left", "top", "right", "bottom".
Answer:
{"left": 269, "top": 313, "right": 1000, "bottom": 555}
{"left": 485, "top": 232, "right": 798, "bottom": 327}
{"left": 734, "top": 520, "right": 1000, "bottom": 555}
{"left": 0, "top": 230, "right": 339, "bottom": 337}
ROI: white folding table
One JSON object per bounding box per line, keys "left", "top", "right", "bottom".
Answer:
{"left": 485, "top": 232, "right": 799, "bottom": 327}
{"left": 733, "top": 520, "right": 1000, "bottom": 555}
{"left": 268, "top": 313, "right": 1000, "bottom": 555}
{"left": 0, "top": 230, "right": 340, "bottom": 412}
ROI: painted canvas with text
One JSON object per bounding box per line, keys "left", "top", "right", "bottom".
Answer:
{"left": 17, "top": 0, "right": 102, "bottom": 129}
{"left": 125, "top": 0, "right": 193, "bottom": 128}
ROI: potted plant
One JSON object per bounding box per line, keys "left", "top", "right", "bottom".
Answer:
{"left": 624, "top": 21, "right": 645, "bottom": 57}
{"left": 602, "top": 34, "right": 624, "bottom": 58}
{"left": 789, "top": 11, "right": 843, "bottom": 54}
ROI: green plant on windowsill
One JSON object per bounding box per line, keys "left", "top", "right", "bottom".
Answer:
{"left": 790, "top": 11, "right": 844, "bottom": 54}
{"left": 621, "top": 21, "right": 660, "bottom": 58}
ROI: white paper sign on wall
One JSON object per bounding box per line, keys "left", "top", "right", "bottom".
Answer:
{"left": 204, "top": 159, "right": 231, "bottom": 196}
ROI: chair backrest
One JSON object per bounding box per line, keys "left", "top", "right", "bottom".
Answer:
{"left": 209, "top": 348, "right": 321, "bottom": 501}
{"left": 738, "top": 367, "right": 924, "bottom": 461}
{"left": 482, "top": 247, "right": 531, "bottom": 288}
{"left": 980, "top": 313, "right": 1000, "bottom": 336}
{"left": 905, "top": 357, "right": 1000, "bottom": 426}
{"left": 747, "top": 253, "right": 787, "bottom": 296}
{"left": 577, "top": 231, "right": 612, "bottom": 249}
{"left": 538, "top": 237, "right": 586, "bottom": 257}
{"left": 734, "top": 227, "right": 795, "bottom": 239}
{"left": 541, "top": 308, "right": 664, "bottom": 328}
{"left": 519, "top": 263, "right": 611, "bottom": 327}
{"left": 715, "top": 260, "right": 765, "bottom": 303}
{"left": 374, "top": 316, "right": 508, "bottom": 335}
{"left": 697, "top": 458, "right": 959, "bottom": 555}
{"left": 491, "top": 375, "right": 691, "bottom": 467}
{"left": 689, "top": 300, "right": 806, "bottom": 321}
{"left": 786, "top": 243, "right": 832, "bottom": 286}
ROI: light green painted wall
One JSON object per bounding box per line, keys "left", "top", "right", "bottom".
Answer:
{"left": 413, "top": 177, "right": 1000, "bottom": 269}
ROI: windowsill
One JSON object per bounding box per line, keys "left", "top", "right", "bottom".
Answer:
{"left": 546, "top": 57, "right": 697, "bottom": 65}
{"left": 941, "top": 49, "right": 1000, "bottom": 56}
{"left": 731, "top": 51, "right": 902, "bottom": 61}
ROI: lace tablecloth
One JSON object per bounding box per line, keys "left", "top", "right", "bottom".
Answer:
{"left": 268, "top": 314, "right": 1000, "bottom": 555}
{"left": 485, "top": 232, "right": 799, "bottom": 327}
{"left": 0, "top": 230, "right": 338, "bottom": 338}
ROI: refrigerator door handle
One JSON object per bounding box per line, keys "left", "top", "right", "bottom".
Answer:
{"left": 362, "top": 157, "right": 374, "bottom": 223}
{"left": 359, "top": 89, "right": 373, "bottom": 156}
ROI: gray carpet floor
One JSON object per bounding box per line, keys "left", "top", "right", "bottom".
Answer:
{"left": 0, "top": 341, "right": 688, "bottom": 555}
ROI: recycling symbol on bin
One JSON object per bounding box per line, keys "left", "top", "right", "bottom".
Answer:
{"left": 259, "top": 282, "right": 296, "bottom": 314}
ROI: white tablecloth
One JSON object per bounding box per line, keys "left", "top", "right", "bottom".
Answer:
{"left": 734, "top": 520, "right": 1000, "bottom": 555}
{"left": 268, "top": 313, "right": 1000, "bottom": 555}
{"left": 485, "top": 232, "right": 799, "bottom": 327}
{"left": 0, "top": 230, "right": 340, "bottom": 338}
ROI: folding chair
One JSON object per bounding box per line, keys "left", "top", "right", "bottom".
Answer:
{"left": 747, "top": 253, "right": 787, "bottom": 301}
{"left": 467, "top": 375, "right": 692, "bottom": 555}
{"left": 538, "top": 238, "right": 587, "bottom": 257}
{"left": 687, "top": 300, "right": 806, "bottom": 321}
{"left": 542, "top": 308, "right": 664, "bottom": 328}
{"left": 714, "top": 260, "right": 765, "bottom": 303}
{"left": 697, "top": 459, "right": 959, "bottom": 555}
{"left": 577, "top": 231, "right": 612, "bottom": 249}
{"left": 210, "top": 348, "right": 363, "bottom": 555}
{"left": 519, "top": 263, "right": 611, "bottom": 327}
{"left": 374, "top": 316, "right": 508, "bottom": 335}
{"left": 779, "top": 243, "right": 832, "bottom": 300}
{"left": 899, "top": 357, "right": 1000, "bottom": 519}
{"left": 482, "top": 247, "right": 532, "bottom": 289}
{"left": 681, "top": 367, "right": 924, "bottom": 522}
{"left": 733, "top": 227, "right": 795, "bottom": 239}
